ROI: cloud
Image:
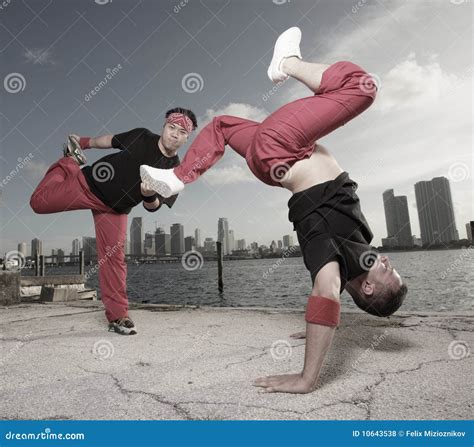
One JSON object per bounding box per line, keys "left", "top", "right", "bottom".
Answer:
{"left": 199, "top": 102, "right": 268, "bottom": 127}
{"left": 202, "top": 165, "right": 257, "bottom": 186}
{"left": 24, "top": 160, "right": 48, "bottom": 178}
{"left": 23, "top": 48, "right": 56, "bottom": 65}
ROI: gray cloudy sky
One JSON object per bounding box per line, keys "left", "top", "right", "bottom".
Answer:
{"left": 0, "top": 0, "right": 472, "bottom": 255}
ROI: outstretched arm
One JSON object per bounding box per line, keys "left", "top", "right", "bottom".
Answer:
{"left": 253, "top": 261, "right": 341, "bottom": 394}
{"left": 70, "top": 133, "right": 114, "bottom": 150}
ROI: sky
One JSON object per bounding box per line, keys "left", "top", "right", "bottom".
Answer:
{"left": 0, "top": 0, "right": 472, "bottom": 255}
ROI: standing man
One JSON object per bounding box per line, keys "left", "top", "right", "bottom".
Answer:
{"left": 30, "top": 108, "right": 197, "bottom": 335}
{"left": 140, "top": 28, "right": 407, "bottom": 392}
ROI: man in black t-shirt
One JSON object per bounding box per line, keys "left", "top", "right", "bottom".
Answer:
{"left": 30, "top": 108, "right": 197, "bottom": 335}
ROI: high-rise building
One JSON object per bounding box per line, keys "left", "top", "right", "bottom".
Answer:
{"left": 228, "top": 229, "right": 235, "bottom": 253}
{"left": 466, "top": 221, "right": 474, "bottom": 241}
{"left": 130, "top": 217, "right": 143, "bottom": 256}
{"left": 415, "top": 177, "right": 459, "bottom": 246}
{"left": 144, "top": 232, "right": 155, "bottom": 256}
{"left": 184, "top": 236, "right": 194, "bottom": 252}
{"left": 82, "top": 237, "right": 97, "bottom": 264}
{"left": 277, "top": 240, "right": 283, "bottom": 249}
{"left": 17, "top": 242, "right": 27, "bottom": 257}
{"left": 31, "top": 238, "right": 42, "bottom": 257}
{"left": 217, "top": 218, "right": 230, "bottom": 255}
{"left": 382, "top": 189, "right": 413, "bottom": 247}
{"left": 270, "top": 240, "right": 277, "bottom": 252}
{"left": 282, "top": 234, "right": 293, "bottom": 248}
{"left": 203, "top": 237, "right": 216, "bottom": 253}
{"left": 194, "top": 228, "right": 202, "bottom": 248}
{"left": 237, "top": 239, "right": 246, "bottom": 250}
{"left": 57, "top": 249, "right": 65, "bottom": 265}
{"left": 72, "top": 238, "right": 81, "bottom": 257}
{"left": 170, "top": 223, "right": 184, "bottom": 255}
{"left": 155, "top": 227, "right": 171, "bottom": 256}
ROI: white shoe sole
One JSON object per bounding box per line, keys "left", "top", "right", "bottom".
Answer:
{"left": 140, "top": 165, "right": 172, "bottom": 198}
{"left": 267, "top": 26, "right": 302, "bottom": 83}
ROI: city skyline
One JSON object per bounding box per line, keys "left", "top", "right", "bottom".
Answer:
{"left": 1, "top": 1, "right": 472, "bottom": 255}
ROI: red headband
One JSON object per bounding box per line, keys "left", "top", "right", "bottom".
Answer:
{"left": 166, "top": 113, "right": 193, "bottom": 133}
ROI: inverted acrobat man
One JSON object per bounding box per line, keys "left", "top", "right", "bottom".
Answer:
{"left": 141, "top": 27, "right": 408, "bottom": 393}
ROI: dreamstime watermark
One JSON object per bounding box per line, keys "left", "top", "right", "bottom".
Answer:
{"left": 92, "top": 339, "right": 115, "bottom": 360}
{"left": 358, "top": 249, "right": 379, "bottom": 271}
{"left": 181, "top": 250, "right": 204, "bottom": 271}
{"left": 85, "top": 242, "right": 123, "bottom": 280}
{"left": 352, "top": 0, "right": 368, "bottom": 13}
{"left": 270, "top": 340, "right": 292, "bottom": 361}
{"left": 439, "top": 246, "right": 474, "bottom": 280}
{"left": 262, "top": 245, "right": 299, "bottom": 279}
{"left": 0, "top": 153, "right": 34, "bottom": 187}
{"left": 181, "top": 152, "right": 212, "bottom": 182}
{"left": 447, "top": 162, "right": 470, "bottom": 182}
{"left": 4, "top": 72, "right": 26, "bottom": 93}
{"left": 0, "top": 0, "right": 14, "bottom": 12}
{"left": 92, "top": 161, "right": 115, "bottom": 182}
{"left": 447, "top": 340, "right": 470, "bottom": 360}
{"left": 4, "top": 250, "right": 26, "bottom": 271}
{"left": 173, "top": 0, "right": 189, "bottom": 13}
{"left": 359, "top": 72, "right": 381, "bottom": 94}
{"left": 84, "top": 64, "right": 122, "bottom": 102}
{"left": 181, "top": 72, "right": 204, "bottom": 93}
{"left": 351, "top": 330, "right": 389, "bottom": 369}
{"left": 262, "top": 78, "right": 288, "bottom": 102}
{"left": 0, "top": 331, "right": 33, "bottom": 366}
{"left": 269, "top": 161, "right": 291, "bottom": 183}
{"left": 94, "top": 0, "right": 112, "bottom": 5}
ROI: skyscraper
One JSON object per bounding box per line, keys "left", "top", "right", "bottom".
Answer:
{"left": 382, "top": 189, "right": 413, "bottom": 247}
{"left": 228, "top": 229, "right": 235, "bottom": 253}
{"left": 31, "top": 238, "right": 42, "bottom": 257}
{"left": 217, "top": 218, "right": 230, "bottom": 255}
{"left": 170, "top": 223, "right": 184, "bottom": 255}
{"left": 155, "top": 227, "right": 171, "bottom": 256}
{"left": 130, "top": 217, "right": 143, "bottom": 256}
{"left": 17, "top": 242, "right": 27, "bottom": 257}
{"left": 144, "top": 232, "right": 155, "bottom": 256}
{"left": 194, "top": 228, "right": 202, "bottom": 248}
{"left": 72, "top": 238, "right": 81, "bottom": 257}
{"left": 184, "top": 236, "right": 194, "bottom": 252}
{"left": 466, "top": 221, "right": 474, "bottom": 241}
{"left": 82, "top": 237, "right": 97, "bottom": 264}
{"left": 282, "top": 234, "right": 293, "bottom": 248}
{"left": 415, "top": 177, "right": 459, "bottom": 246}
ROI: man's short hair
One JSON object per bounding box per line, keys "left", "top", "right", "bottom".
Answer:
{"left": 165, "top": 107, "right": 198, "bottom": 130}
{"left": 352, "top": 283, "right": 408, "bottom": 317}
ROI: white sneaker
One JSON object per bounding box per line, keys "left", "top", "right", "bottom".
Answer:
{"left": 267, "top": 26, "right": 302, "bottom": 83}
{"left": 140, "top": 165, "right": 185, "bottom": 198}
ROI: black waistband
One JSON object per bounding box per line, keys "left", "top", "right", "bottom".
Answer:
{"left": 287, "top": 171, "right": 356, "bottom": 224}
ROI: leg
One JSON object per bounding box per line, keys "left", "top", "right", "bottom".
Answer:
{"left": 246, "top": 60, "right": 378, "bottom": 186}
{"left": 30, "top": 157, "right": 93, "bottom": 213}
{"left": 140, "top": 116, "right": 260, "bottom": 197}
{"left": 174, "top": 115, "right": 260, "bottom": 183}
{"left": 92, "top": 210, "right": 128, "bottom": 322}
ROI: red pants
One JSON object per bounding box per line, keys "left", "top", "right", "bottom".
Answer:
{"left": 174, "top": 61, "right": 377, "bottom": 186}
{"left": 30, "top": 157, "right": 128, "bottom": 322}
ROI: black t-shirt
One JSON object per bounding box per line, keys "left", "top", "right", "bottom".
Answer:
{"left": 82, "top": 128, "right": 180, "bottom": 214}
{"left": 288, "top": 172, "right": 378, "bottom": 291}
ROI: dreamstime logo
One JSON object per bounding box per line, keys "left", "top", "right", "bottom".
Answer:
{"left": 270, "top": 162, "right": 291, "bottom": 183}
{"left": 449, "top": 0, "right": 466, "bottom": 5}
{"left": 181, "top": 152, "right": 212, "bottom": 182}
{"left": 262, "top": 245, "right": 299, "bottom": 279}
{"left": 448, "top": 340, "right": 470, "bottom": 360}
{"left": 359, "top": 73, "right": 380, "bottom": 94}
{"left": 92, "top": 339, "right": 114, "bottom": 360}
{"left": 439, "top": 246, "right": 473, "bottom": 280}
{"left": 272, "top": 0, "right": 289, "bottom": 4}
{"left": 262, "top": 78, "right": 287, "bottom": 102}
{"left": 4, "top": 73, "right": 26, "bottom": 93}
{"left": 95, "top": 0, "right": 112, "bottom": 4}
{"left": 181, "top": 73, "right": 204, "bottom": 93}
{"left": 0, "top": 153, "right": 35, "bottom": 187}
{"left": 359, "top": 250, "right": 378, "bottom": 271}
{"left": 84, "top": 64, "right": 122, "bottom": 101}
{"left": 92, "top": 162, "right": 114, "bottom": 182}
{"left": 270, "top": 340, "right": 292, "bottom": 361}
{"left": 85, "top": 242, "right": 123, "bottom": 280}
{"left": 4, "top": 250, "right": 26, "bottom": 271}
{"left": 447, "top": 162, "right": 470, "bottom": 182}
{"left": 181, "top": 250, "right": 204, "bottom": 271}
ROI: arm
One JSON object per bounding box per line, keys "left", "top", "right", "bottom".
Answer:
{"left": 254, "top": 261, "right": 341, "bottom": 393}
{"left": 71, "top": 133, "right": 113, "bottom": 150}
{"left": 141, "top": 182, "right": 162, "bottom": 212}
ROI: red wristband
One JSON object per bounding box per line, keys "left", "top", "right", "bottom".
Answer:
{"left": 305, "top": 295, "right": 341, "bottom": 327}
{"left": 79, "top": 137, "right": 91, "bottom": 149}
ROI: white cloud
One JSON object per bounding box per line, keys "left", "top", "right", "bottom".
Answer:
{"left": 202, "top": 165, "right": 257, "bottom": 186}
{"left": 24, "top": 160, "right": 48, "bottom": 178}
{"left": 199, "top": 102, "right": 267, "bottom": 127}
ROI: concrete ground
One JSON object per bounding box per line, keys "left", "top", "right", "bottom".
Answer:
{"left": 0, "top": 301, "right": 472, "bottom": 420}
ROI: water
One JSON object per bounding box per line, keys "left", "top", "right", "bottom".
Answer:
{"left": 22, "top": 249, "right": 474, "bottom": 312}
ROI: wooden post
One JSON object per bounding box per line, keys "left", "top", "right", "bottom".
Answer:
{"left": 35, "top": 253, "right": 39, "bottom": 276}
{"left": 217, "top": 241, "right": 223, "bottom": 292}
{"left": 39, "top": 255, "right": 45, "bottom": 277}
{"left": 79, "top": 250, "right": 84, "bottom": 275}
